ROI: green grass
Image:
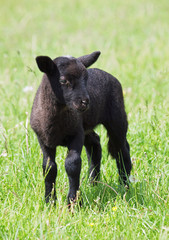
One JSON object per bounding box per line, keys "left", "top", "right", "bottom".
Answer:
{"left": 0, "top": 0, "right": 169, "bottom": 239}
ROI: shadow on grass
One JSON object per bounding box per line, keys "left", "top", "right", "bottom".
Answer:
{"left": 80, "top": 178, "right": 148, "bottom": 211}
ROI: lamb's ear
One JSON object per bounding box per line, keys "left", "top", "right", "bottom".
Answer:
{"left": 78, "top": 51, "right": 101, "bottom": 68}
{"left": 36, "top": 56, "right": 56, "bottom": 74}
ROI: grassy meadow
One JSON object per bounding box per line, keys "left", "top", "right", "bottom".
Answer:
{"left": 0, "top": 0, "right": 169, "bottom": 239}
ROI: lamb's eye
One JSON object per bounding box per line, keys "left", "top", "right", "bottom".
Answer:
{"left": 59, "top": 76, "right": 67, "bottom": 84}
{"left": 59, "top": 76, "right": 72, "bottom": 88}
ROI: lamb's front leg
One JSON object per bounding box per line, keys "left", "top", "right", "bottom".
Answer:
{"left": 65, "top": 131, "right": 84, "bottom": 205}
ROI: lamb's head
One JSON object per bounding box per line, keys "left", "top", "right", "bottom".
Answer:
{"left": 36, "top": 51, "right": 101, "bottom": 113}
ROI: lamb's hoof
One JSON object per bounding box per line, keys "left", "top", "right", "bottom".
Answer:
{"left": 67, "top": 191, "right": 83, "bottom": 212}
{"left": 119, "top": 176, "right": 130, "bottom": 189}
{"left": 45, "top": 195, "right": 57, "bottom": 207}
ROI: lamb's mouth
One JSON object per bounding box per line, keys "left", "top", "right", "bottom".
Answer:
{"left": 73, "top": 102, "right": 89, "bottom": 113}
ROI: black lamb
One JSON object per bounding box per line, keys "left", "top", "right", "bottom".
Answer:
{"left": 30, "top": 51, "right": 132, "bottom": 205}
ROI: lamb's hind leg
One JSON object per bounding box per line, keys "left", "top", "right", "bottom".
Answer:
{"left": 104, "top": 125, "right": 132, "bottom": 185}
{"left": 38, "top": 138, "right": 57, "bottom": 204}
{"left": 84, "top": 131, "right": 102, "bottom": 183}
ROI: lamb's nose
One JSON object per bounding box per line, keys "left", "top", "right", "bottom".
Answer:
{"left": 81, "top": 98, "right": 89, "bottom": 107}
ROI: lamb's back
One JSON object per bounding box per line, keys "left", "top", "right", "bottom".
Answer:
{"left": 83, "top": 68, "right": 124, "bottom": 131}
